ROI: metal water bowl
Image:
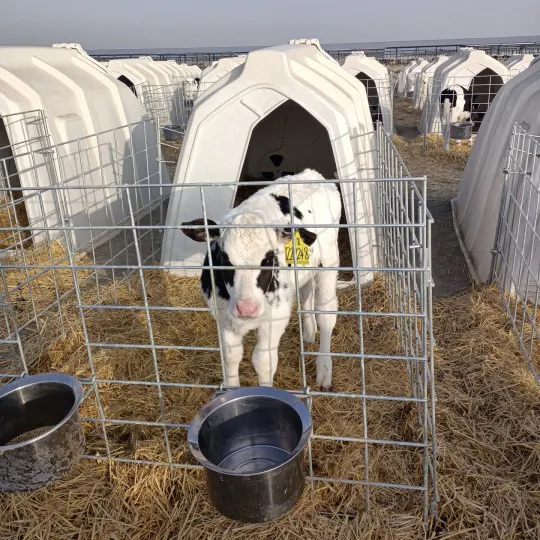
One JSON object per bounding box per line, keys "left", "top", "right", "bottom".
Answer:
{"left": 0, "top": 373, "right": 85, "bottom": 492}
{"left": 161, "top": 125, "right": 183, "bottom": 142}
{"left": 450, "top": 121, "right": 474, "bottom": 140}
{"left": 188, "top": 387, "right": 312, "bottom": 523}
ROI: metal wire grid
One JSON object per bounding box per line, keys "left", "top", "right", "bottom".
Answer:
{"left": 492, "top": 122, "right": 540, "bottom": 384}
{"left": 354, "top": 76, "right": 394, "bottom": 133}
{"left": 420, "top": 73, "right": 510, "bottom": 149}
{"left": 0, "top": 113, "right": 168, "bottom": 377}
{"left": 0, "top": 119, "right": 437, "bottom": 518}
{"left": 139, "top": 83, "right": 194, "bottom": 132}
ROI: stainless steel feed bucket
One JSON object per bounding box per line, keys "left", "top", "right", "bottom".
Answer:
{"left": 0, "top": 373, "right": 85, "bottom": 492}
{"left": 450, "top": 121, "right": 474, "bottom": 140}
{"left": 188, "top": 387, "right": 312, "bottom": 523}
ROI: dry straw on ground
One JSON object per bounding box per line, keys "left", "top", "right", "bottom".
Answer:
{"left": 1, "top": 246, "right": 539, "bottom": 539}
{"left": 392, "top": 98, "right": 472, "bottom": 201}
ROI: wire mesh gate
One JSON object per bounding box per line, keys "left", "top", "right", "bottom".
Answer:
{"left": 492, "top": 122, "right": 540, "bottom": 384}
{"left": 0, "top": 119, "right": 437, "bottom": 519}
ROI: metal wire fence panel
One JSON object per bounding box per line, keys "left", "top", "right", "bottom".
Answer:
{"left": 492, "top": 122, "right": 540, "bottom": 384}
{"left": 0, "top": 114, "right": 169, "bottom": 378}
{"left": 139, "top": 83, "right": 194, "bottom": 131}
{"left": 0, "top": 122, "right": 437, "bottom": 518}
{"left": 354, "top": 76, "right": 394, "bottom": 134}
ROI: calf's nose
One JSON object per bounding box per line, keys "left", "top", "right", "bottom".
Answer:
{"left": 235, "top": 299, "right": 259, "bottom": 318}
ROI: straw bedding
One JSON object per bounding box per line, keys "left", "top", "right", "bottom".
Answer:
{"left": 1, "top": 109, "right": 540, "bottom": 539}
{"left": 1, "top": 243, "right": 539, "bottom": 539}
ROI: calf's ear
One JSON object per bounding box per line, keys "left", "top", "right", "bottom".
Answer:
{"left": 276, "top": 227, "right": 318, "bottom": 246}
{"left": 181, "top": 218, "right": 220, "bottom": 242}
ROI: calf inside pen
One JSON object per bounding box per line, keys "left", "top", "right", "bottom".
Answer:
{"left": 181, "top": 169, "right": 341, "bottom": 389}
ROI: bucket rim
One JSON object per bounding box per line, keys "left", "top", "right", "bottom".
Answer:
{"left": 187, "top": 386, "right": 312, "bottom": 476}
{"left": 0, "top": 373, "right": 83, "bottom": 451}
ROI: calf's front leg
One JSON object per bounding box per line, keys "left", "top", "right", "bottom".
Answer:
{"left": 220, "top": 328, "right": 243, "bottom": 387}
{"left": 252, "top": 316, "right": 289, "bottom": 386}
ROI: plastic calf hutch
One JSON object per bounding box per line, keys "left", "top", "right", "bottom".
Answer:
{"left": 160, "top": 40, "right": 380, "bottom": 285}
{"left": 505, "top": 54, "right": 535, "bottom": 77}
{"left": 0, "top": 45, "right": 169, "bottom": 252}
{"left": 406, "top": 59, "right": 428, "bottom": 96}
{"left": 452, "top": 59, "right": 540, "bottom": 284}
{"left": 413, "top": 56, "right": 449, "bottom": 111}
{"left": 342, "top": 51, "right": 393, "bottom": 134}
{"left": 420, "top": 49, "right": 509, "bottom": 135}
{"left": 197, "top": 56, "right": 246, "bottom": 96}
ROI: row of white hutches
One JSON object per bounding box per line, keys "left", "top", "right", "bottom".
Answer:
{"left": 0, "top": 39, "right": 538, "bottom": 295}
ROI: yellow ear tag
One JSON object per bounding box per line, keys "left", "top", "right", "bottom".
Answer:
{"left": 285, "top": 231, "right": 310, "bottom": 266}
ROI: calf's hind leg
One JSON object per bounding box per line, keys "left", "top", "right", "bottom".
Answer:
{"left": 300, "top": 279, "right": 317, "bottom": 344}
{"left": 314, "top": 269, "right": 338, "bottom": 389}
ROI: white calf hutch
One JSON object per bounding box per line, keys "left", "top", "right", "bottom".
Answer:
{"left": 452, "top": 60, "right": 540, "bottom": 381}
{"left": 420, "top": 49, "right": 509, "bottom": 136}
{"left": 504, "top": 54, "right": 534, "bottom": 77}
{"left": 105, "top": 59, "right": 150, "bottom": 97}
{"left": 107, "top": 58, "right": 171, "bottom": 88}
{"left": 453, "top": 59, "right": 540, "bottom": 284}
{"left": 161, "top": 40, "right": 378, "bottom": 284}
{"left": 197, "top": 56, "right": 246, "bottom": 96}
{"left": 136, "top": 58, "right": 178, "bottom": 86}
{"left": 341, "top": 51, "right": 393, "bottom": 134}
{"left": 153, "top": 60, "right": 187, "bottom": 82}
{"left": 106, "top": 58, "right": 192, "bottom": 128}
{"left": 406, "top": 59, "right": 428, "bottom": 96}
{"left": 413, "top": 56, "right": 449, "bottom": 110}
{"left": 0, "top": 40, "right": 436, "bottom": 520}
{"left": 0, "top": 45, "right": 169, "bottom": 252}
{"left": 397, "top": 59, "right": 421, "bottom": 96}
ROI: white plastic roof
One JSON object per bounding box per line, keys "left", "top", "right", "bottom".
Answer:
{"left": 106, "top": 59, "right": 150, "bottom": 88}
{"left": 0, "top": 46, "right": 169, "bottom": 250}
{"left": 107, "top": 58, "right": 176, "bottom": 87}
{"left": 179, "top": 63, "right": 201, "bottom": 77}
{"left": 140, "top": 58, "right": 177, "bottom": 85}
{"left": 397, "top": 59, "right": 421, "bottom": 96}
{"left": 200, "top": 61, "right": 217, "bottom": 79}
{"left": 155, "top": 60, "right": 188, "bottom": 82}
{"left": 341, "top": 51, "right": 393, "bottom": 133}
{"left": 406, "top": 59, "right": 428, "bottom": 95}
{"left": 452, "top": 60, "right": 540, "bottom": 284}
{"left": 197, "top": 56, "right": 247, "bottom": 96}
{"left": 505, "top": 54, "right": 535, "bottom": 77}
{"left": 413, "top": 56, "right": 449, "bottom": 110}
{"left": 420, "top": 49, "right": 509, "bottom": 135}
{"left": 161, "top": 40, "right": 378, "bottom": 283}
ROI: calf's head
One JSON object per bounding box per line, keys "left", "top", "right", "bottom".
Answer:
{"left": 181, "top": 212, "right": 317, "bottom": 319}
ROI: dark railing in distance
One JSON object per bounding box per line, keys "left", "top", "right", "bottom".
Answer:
{"left": 89, "top": 41, "right": 540, "bottom": 66}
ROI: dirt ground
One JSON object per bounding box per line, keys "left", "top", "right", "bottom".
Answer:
{"left": 392, "top": 98, "right": 472, "bottom": 297}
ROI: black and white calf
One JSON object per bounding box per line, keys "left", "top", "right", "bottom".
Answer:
{"left": 181, "top": 169, "right": 342, "bottom": 389}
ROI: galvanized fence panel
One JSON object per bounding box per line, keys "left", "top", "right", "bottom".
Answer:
{"left": 492, "top": 122, "right": 540, "bottom": 384}
{"left": 0, "top": 120, "right": 437, "bottom": 519}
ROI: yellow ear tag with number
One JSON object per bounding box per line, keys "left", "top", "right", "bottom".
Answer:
{"left": 285, "top": 231, "right": 310, "bottom": 266}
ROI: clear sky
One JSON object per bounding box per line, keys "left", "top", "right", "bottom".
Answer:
{"left": 2, "top": 0, "right": 540, "bottom": 50}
